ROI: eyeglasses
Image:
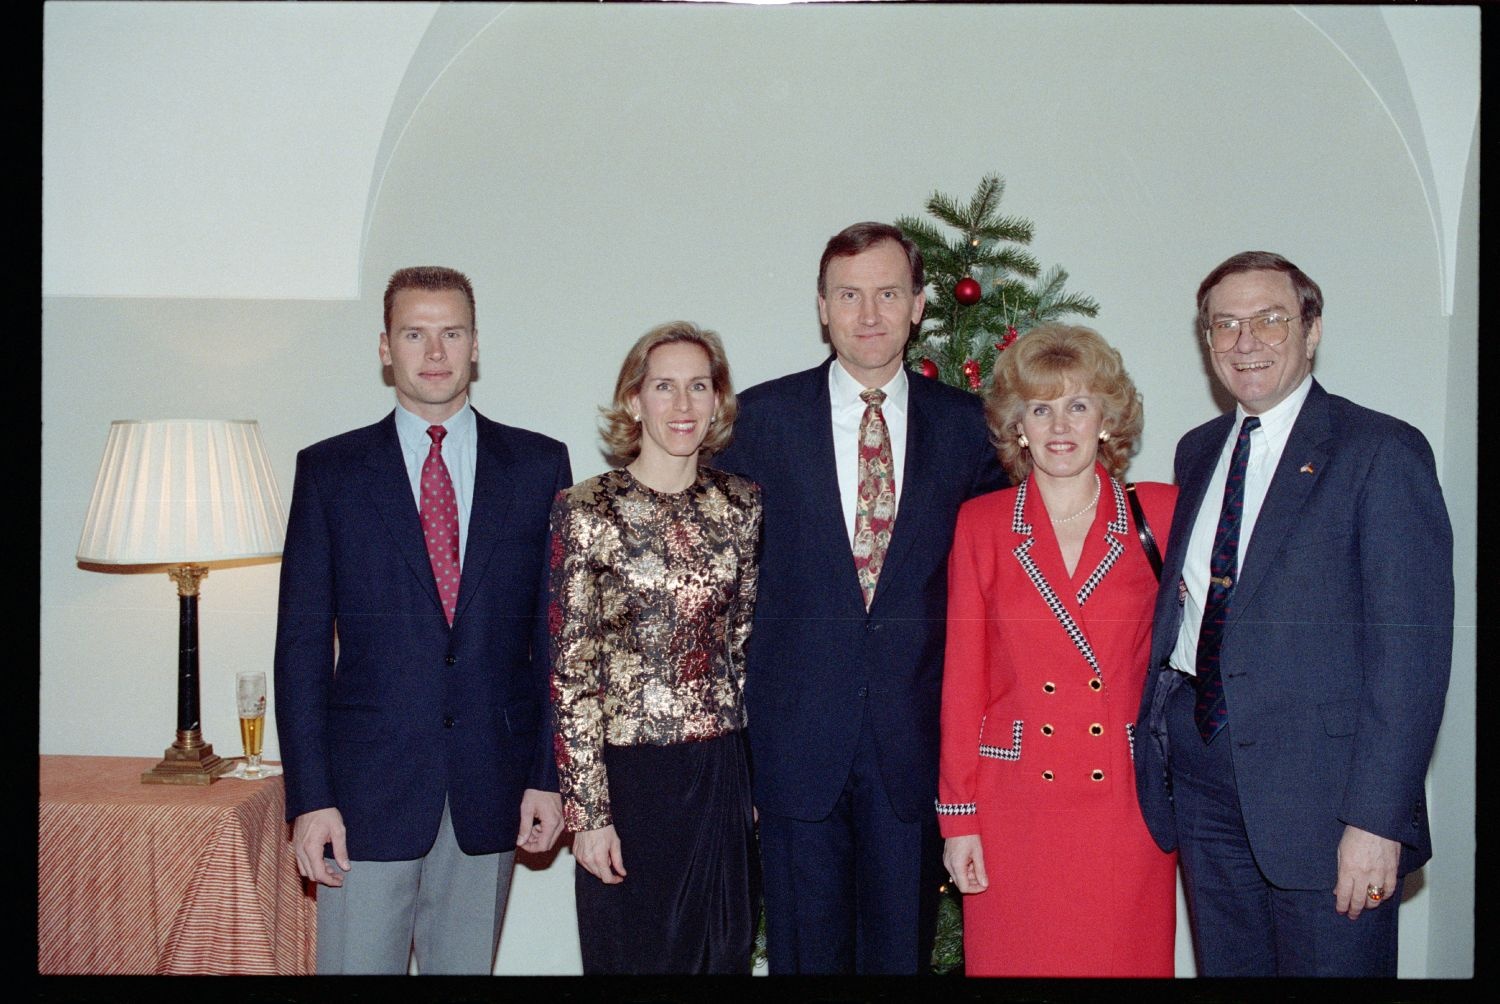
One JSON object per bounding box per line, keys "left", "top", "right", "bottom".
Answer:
{"left": 1204, "top": 312, "right": 1298, "bottom": 352}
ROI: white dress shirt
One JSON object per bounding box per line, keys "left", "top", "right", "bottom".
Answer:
{"left": 393, "top": 400, "right": 477, "bottom": 565}
{"left": 830, "top": 360, "right": 908, "bottom": 548}
{"left": 1170, "top": 375, "right": 1313, "bottom": 675}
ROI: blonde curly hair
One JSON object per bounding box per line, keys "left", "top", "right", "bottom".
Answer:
{"left": 985, "top": 323, "right": 1144, "bottom": 483}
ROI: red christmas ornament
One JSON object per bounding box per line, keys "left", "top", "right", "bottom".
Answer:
{"left": 954, "top": 277, "right": 982, "bottom": 305}
{"left": 919, "top": 358, "right": 939, "bottom": 379}
{"left": 962, "top": 358, "right": 981, "bottom": 390}
{"left": 995, "top": 325, "right": 1019, "bottom": 352}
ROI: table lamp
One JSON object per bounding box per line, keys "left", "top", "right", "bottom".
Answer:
{"left": 76, "top": 419, "right": 286, "bottom": 784}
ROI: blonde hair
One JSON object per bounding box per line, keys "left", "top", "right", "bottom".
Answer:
{"left": 599, "top": 321, "right": 738, "bottom": 463}
{"left": 985, "top": 323, "right": 1144, "bottom": 482}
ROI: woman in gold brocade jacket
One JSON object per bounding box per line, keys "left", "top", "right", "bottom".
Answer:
{"left": 548, "top": 321, "right": 761, "bottom": 974}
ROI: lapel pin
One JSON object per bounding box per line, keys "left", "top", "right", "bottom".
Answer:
{"left": 1300, "top": 462, "right": 1315, "bottom": 474}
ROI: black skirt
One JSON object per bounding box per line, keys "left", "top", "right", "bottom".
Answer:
{"left": 575, "top": 731, "right": 757, "bottom": 974}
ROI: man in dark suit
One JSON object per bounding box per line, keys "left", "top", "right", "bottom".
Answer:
{"left": 274, "top": 266, "right": 572, "bottom": 974}
{"left": 1134, "top": 251, "right": 1452, "bottom": 976}
{"left": 715, "top": 222, "right": 1006, "bottom": 973}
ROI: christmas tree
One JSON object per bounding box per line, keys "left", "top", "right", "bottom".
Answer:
{"left": 900, "top": 174, "right": 1099, "bottom": 392}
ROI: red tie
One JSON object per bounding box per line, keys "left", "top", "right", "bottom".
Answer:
{"left": 421, "top": 425, "right": 461, "bottom": 624}
{"left": 853, "top": 388, "right": 895, "bottom": 610}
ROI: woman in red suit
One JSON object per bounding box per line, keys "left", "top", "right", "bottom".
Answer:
{"left": 938, "top": 324, "right": 1177, "bottom": 976}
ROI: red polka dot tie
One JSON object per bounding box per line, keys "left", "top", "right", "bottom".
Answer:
{"left": 421, "top": 425, "right": 461, "bottom": 625}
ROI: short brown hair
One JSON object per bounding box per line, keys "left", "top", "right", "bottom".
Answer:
{"left": 817, "top": 222, "right": 924, "bottom": 296}
{"left": 383, "top": 266, "right": 476, "bottom": 332}
{"left": 1196, "top": 251, "right": 1323, "bottom": 332}
{"left": 985, "top": 324, "right": 1144, "bottom": 482}
{"left": 599, "top": 321, "right": 739, "bottom": 463}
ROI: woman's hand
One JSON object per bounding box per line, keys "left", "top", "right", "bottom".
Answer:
{"left": 574, "top": 824, "right": 627, "bottom": 884}
{"left": 943, "top": 834, "right": 989, "bottom": 894}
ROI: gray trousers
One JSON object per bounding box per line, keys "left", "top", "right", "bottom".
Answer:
{"left": 315, "top": 799, "right": 515, "bottom": 974}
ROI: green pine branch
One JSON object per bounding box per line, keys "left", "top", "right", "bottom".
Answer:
{"left": 901, "top": 173, "right": 1099, "bottom": 394}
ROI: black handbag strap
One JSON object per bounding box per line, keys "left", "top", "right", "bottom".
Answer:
{"left": 1124, "top": 482, "right": 1163, "bottom": 581}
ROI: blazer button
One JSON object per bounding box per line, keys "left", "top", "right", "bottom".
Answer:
{"left": 1091, "top": 769, "right": 1105, "bottom": 781}
{"left": 1089, "top": 679, "right": 1102, "bottom": 691}
{"left": 1042, "top": 770, "right": 1054, "bottom": 782}
{"left": 1040, "top": 724, "right": 1054, "bottom": 736}
{"left": 1043, "top": 681, "right": 1056, "bottom": 693}
{"left": 1089, "top": 723, "right": 1103, "bottom": 736}
{"left": 445, "top": 654, "right": 456, "bottom": 666}
{"left": 858, "top": 686, "right": 868, "bottom": 699}
{"left": 443, "top": 715, "right": 455, "bottom": 729}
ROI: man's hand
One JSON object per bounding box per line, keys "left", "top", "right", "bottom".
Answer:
{"left": 943, "top": 834, "right": 989, "bottom": 894}
{"left": 573, "top": 824, "right": 626, "bottom": 884}
{"left": 1334, "top": 824, "right": 1400, "bottom": 919}
{"left": 517, "top": 789, "right": 564, "bottom": 853}
{"left": 292, "top": 807, "right": 350, "bottom": 887}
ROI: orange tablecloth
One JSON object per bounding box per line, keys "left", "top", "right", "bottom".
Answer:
{"left": 38, "top": 755, "right": 316, "bottom": 974}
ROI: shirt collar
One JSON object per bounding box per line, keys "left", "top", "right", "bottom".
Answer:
{"left": 394, "top": 399, "right": 475, "bottom": 452}
{"left": 1235, "top": 374, "right": 1312, "bottom": 441}
{"left": 828, "top": 358, "right": 909, "bottom": 416}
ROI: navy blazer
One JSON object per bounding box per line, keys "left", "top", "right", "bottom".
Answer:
{"left": 1134, "top": 380, "right": 1452, "bottom": 889}
{"left": 715, "top": 359, "right": 1007, "bottom": 823}
{"left": 274, "top": 409, "right": 571, "bottom": 861}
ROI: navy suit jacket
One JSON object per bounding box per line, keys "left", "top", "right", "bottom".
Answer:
{"left": 274, "top": 408, "right": 571, "bottom": 861}
{"left": 1134, "top": 380, "right": 1452, "bottom": 889}
{"left": 715, "top": 359, "right": 1007, "bottom": 823}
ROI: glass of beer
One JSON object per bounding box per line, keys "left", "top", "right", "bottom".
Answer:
{"left": 236, "top": 671, "right": 267, "bottom": 778}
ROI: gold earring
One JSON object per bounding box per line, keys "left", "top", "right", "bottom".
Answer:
{"left": 1018, "top": 434, "right": 1030, "bottom": 449}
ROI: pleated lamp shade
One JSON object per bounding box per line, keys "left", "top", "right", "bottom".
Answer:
{"left": 77, "top": 419, "right": 286, "bottom": 564}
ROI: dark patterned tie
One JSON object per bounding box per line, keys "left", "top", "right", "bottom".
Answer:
{"left": 1194, "top": 415, "right": 1260, "bottom": 743}
{"left": 853, "top": 388, "right": 895, "bottom": 610}
{"left": 421, "top": 425, "right": 461, "bottom": 625}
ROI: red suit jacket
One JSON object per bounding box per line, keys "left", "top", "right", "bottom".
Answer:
{"left": 939, "top": 469, "right": 1177, "bottom": 976}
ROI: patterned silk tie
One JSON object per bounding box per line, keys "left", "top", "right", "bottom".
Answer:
{"left": 853, "top": 388, "right": 896, "bottom": 610}
{"left": 421, "top": 425, "right": 461, "bottom": 625}
{"left": 1194, "top": 415, "right": 1260, "bottom": 742}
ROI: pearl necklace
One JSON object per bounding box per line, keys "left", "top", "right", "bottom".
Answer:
{"left": 1050, "top": 474, "right": 1101, "bottom": 524}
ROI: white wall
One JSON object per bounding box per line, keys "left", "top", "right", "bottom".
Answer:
{"left": 41, "top": 2, "right": 1477, "bottom": 978}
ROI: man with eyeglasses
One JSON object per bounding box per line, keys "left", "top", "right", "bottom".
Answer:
{"left": 1133, "top": 251, "right": 1452, "bottom": 976}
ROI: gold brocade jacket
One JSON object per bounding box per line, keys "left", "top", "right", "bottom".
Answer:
{"left": 548, "top": 466, "right": 762, "bottom": 831}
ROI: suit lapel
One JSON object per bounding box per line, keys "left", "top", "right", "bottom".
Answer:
{"left": 803, "top": 361, "right": 867, "bottom": 611}
{"left": 454, "top": 413, "right": 517, "bottom": 624}
{"left": 874, "top": 374, "right": 935, "bottom": 600}
{"left": 1073, "top": 474, "right": 1131, "bottom": 606}
{"left": 1009, "top": 475, "right": 1122, "bottom": 678}
{"left": 360, "top": 413, "right": 445, "bottom": 617}
{"left": 1150, "top": 415, "right": 1232, "bottom": 664}
{"left": 1229, "top": 383, "right": 1333, "bottom": 619}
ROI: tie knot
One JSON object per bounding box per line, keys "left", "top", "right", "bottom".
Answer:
{"left": 860, "top": 388, "right": 887, "bottom": 408}
{"left": 1240, "top": 416, "right": 1261, "bottom": 436}
{"left": 427, "top": 425, "right": 447, "bottom": 449}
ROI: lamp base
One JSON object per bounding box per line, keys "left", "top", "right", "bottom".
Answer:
{"left": 140, "top": 729, "right": 231, "bottom": 785}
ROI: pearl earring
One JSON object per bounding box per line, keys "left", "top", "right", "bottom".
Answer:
{"left": 1018, "top": 434, "right": 1030, "bottom": 449}
{"left": 1099, "top": 430, "right": 1111, "bottom": 443}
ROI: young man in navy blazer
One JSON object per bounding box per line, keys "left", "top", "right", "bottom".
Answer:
{"left": 1134, "top": 251, "right": 1452, "bottom": 976}
{"left": 715, "top": 223, "right": 1007, "bottom": 973}
{"left": 274, "top": 266, "right": 572, "bottom": 974}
